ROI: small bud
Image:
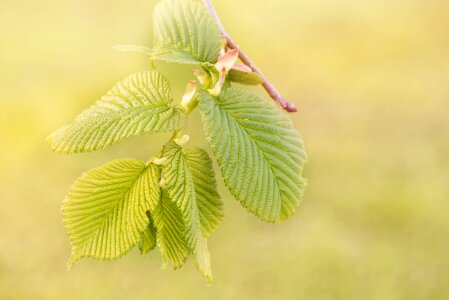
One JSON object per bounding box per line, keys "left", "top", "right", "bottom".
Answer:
{"left": 174, "top": 134, "right": 190, "bottom": 146}
{"left": 219, "top": 47, "right": 226, "bottom": 57}
{"left": 181, "top": 80, "right": 198, "bottom": 109}
{"left": 193, "top": 68, "right": 210, "bottom": 85}
{"left": 215, "top": 49, "right": 239, "bottom": 73}
{"left": 153, "top": 157, "right": 168, "bottom": 165}
{"left": 207, "top": 68, "right": 226, "bottom": 96}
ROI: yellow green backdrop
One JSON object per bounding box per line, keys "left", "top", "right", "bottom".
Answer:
{"left": 1, "top": 0, "right": 448, "bottom": 299}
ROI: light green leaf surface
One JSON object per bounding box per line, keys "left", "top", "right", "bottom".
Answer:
{"left": 63, "top": 160, "right": 160, "bottom": 266}
{"left": 139, "top": 213, "right": 157, "bottom": 255}
{"left": 48, "top": 71, "right": 186, "bottom": 154}
{"left": 184, "top": 147, "right": 223, "bottom": 237}
{"left": 198, "top": 87, "right": 307, "bottom": 222}
{"left": 152, "top": 189, "right": 189, "bottom": 269}
{"left": 162, "top": 142, "right": 222, "bottom": 282}
{"left": 153, "top": 0, "right": 223, "bottom": 65}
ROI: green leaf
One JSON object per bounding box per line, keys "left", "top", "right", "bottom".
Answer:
{"left": 184, "top": 147, "right": 223, "bottom": 237}
{"left": 63, "top": 160, "right": 160, "bottom": 267}
{"left": 162, "top": 142, "right": 222, "bottom": 282}
{"left": 227, "top": 69, "right": 264, "bottom": 85}
{"left": 47, "top": 71, "right": 186, "bottom": 154}
{"left": 139, "top": 212, "right": 157, "bottom": 255}
{"left": 198, "top": 87, "right": 307, "bottom": 223}
{"left": 152, "top": 189, "right": 189, "bottom": 269}
{"left": 153, "top": 0, "right": 223, "bottom": 65}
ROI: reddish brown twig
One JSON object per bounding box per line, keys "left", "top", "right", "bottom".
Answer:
{"left": 203, "top": 0, "right": 297, "bottom": 113}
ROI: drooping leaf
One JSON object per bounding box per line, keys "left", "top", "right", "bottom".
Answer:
{"left": 162, "top": 142, "right": 223, "bottom": 282}
{"left": 184, "top": 147, "right": 223, "bottom": 237}
{"left": 63, "top": 160, "right": 161, "bottom": 267}
{"left": 152, "top": 189, "right": 189, "bottom": 269}
{"left": 139, "top": 212, "right": 157, "bottom": 255}
{"left": 153, "top": 0, "right": 223, "bottom": 65}
{"left": 228, "top": 69, "right": 264, "bottom": 85}
{"left": 48, "top": 71, "right": 186, "bottom": 154}
{"left": 198, "top": 87, "right": 307, "bottom": 223}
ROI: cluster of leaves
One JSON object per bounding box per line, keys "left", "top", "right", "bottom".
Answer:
{"left": 48, "top": 0, "right": 307, "bottom": 283}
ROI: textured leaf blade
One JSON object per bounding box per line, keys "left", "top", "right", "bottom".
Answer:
{"left": 198, "top": 87, "right": 307, "bottom": 222}
{"left": 48, "top": 71, "right": 186, "bottom": 154}
{"left": 162, "top": 142, "right": 214, "bottom": 282}
{"left": 63, "top": 160, "right": 160, "bottom": 266}
{"left": 153, "top": 0, "right": 223, "bottom": 65}
{"left": 152, "top": 189, "right": 189, "bottom": 269}
{"left": 184, "top": 147, "right": 223, "bottom": 237}
{"left": 139, "top": 213, "right": 157, "bottom": 255}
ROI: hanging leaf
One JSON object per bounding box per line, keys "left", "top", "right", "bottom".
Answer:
{"left": 152, "top": 189, "right": 190, "bottom": 269}
{"left": 198, "top": 87, "right": 307, "bottom": 222}
{"left": 48, "top": 71, "right": 186, "bottom": 154}
{"left": 162, "top": 141, "right": 223, "bottom": 282}
{"left": 184, "top": 147, "right": 223, "bottom": 237}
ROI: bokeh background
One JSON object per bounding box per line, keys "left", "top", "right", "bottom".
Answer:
{"left": 1, "top": 0, "right": 448, "bottom": 299}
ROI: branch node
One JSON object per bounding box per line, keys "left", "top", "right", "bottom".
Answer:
{"left": 203, "top": 0, "right": 298, "bottom": 113}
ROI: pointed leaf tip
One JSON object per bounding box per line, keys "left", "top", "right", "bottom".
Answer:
{"left": 162, "top": 144, "right": 223, "bottom": 283}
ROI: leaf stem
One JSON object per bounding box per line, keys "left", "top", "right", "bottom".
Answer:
{"left": 202, "top": 0, "right": 298, "bottom": 113}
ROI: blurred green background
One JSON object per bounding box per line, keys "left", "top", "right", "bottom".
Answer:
{"left": 1, "top": 0, "right": 448, "bottom": 299}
